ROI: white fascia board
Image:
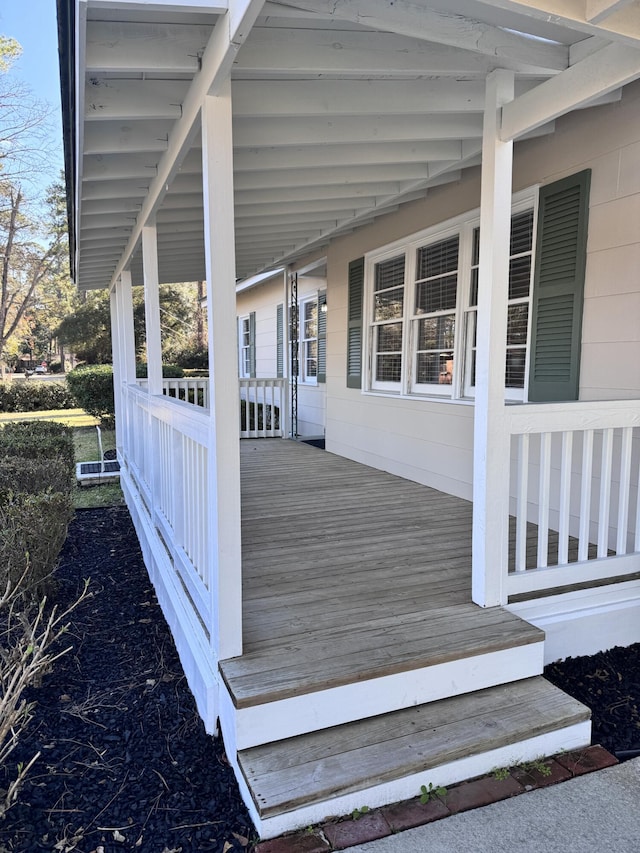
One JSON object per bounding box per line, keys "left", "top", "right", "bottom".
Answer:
{"left": 501, "top": 42, "right": 640, "bottom": 140}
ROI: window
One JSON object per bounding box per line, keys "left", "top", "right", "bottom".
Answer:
{"left": 365, "top": 192, "right": 536, "bottom": 401}
{"left": 351, "top": 171, "right": 590, "bottom": 402}
{"left": 238, "top": 312, "right": 255, "bottom": 378}
{"left": 291, "top": 296, "right": 318, "bottom": 383}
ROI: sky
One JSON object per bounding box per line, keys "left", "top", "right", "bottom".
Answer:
{"left": 0, "top": 0, "right": 64, "bottom": 188}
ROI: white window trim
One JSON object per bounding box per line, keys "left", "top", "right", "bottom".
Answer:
{"left": 363, "top": 187, "right": 537, "bottom": 404}
{"left": 293, "top": 295, "right": 319, "bottom": 385}
{"left": 238, "top": 314, "right": 251, "bottom": 378}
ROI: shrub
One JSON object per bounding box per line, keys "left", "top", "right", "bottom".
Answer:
{"left": 66, "top": 365, "right": 115, "bottom": 428}
{"left": 0, "top": 422, "right": 75, "bottom": 474}
{"left": 136, "top": 362, "right": 185, "bottom": 379}
{"left": 0, "top": 491, "right": 74, "bottom": 599}
{"left": 0, "top": 381, "right": 76, "bottom": 413}
{"left": 0, "top": 458, "right": 74, "bottom": 497}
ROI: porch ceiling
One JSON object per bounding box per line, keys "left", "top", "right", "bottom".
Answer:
{"left": 63, "top": 0, "right": 640, "bottom": 290}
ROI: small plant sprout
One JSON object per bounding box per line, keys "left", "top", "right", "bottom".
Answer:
{"left": 492, "top": 766, "right": 510, "bottom": 781}
{"left": 420, "top": 782, "right": 447, "bottom": 804}
{"left": 351, "top": 806, "right": 370, "bottom": 820}
{"left": 520, "top": 757, "right": 553, "bottom": 777}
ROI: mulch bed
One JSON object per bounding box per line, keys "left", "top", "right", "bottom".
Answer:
{"left": 1, "top": 506, "right": 639, "bottom": 851}
{"left": 1, "top": 506, "right": 253, "bottom": 853}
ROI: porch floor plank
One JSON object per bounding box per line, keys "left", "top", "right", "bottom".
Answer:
{"left": 224, "top": 440, "right": 543, "bottom": 707}
{"left": 238, "top": 676, "right": 590, "bottom": 818}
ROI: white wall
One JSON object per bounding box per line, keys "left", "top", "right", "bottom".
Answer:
{"left": 322, "top": 82, "right": 640, "bottom": 499}
{"left": 236, "top": 272, "right": 327, "bottom": 439}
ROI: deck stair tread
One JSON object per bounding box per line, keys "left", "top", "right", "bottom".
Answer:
{"left": 220, "top": 604, "right": 543, "bottom": 708}
{"left": 238, "top": 676, "right": 590, "bottom": 819}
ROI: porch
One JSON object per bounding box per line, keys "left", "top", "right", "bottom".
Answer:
{"left": 223, "top": 438, "right": 588, "bottom": 835}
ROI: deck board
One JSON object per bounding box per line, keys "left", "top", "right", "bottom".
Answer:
{"left": 238, "top": 676, "right": 590, "bottom": 817}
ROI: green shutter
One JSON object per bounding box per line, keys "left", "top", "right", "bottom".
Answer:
{"left": 276, "top": 303, "right": 284, "bottom": 378}
{"left": 528, "top": 170, "right": 590, "bottom": 402}
{"left": 249, "top": 311, "right": 256, "bottom": 378}
{"left": 317, "top": 290, "right": 327, "bottom": 383}
{"left": 347, "top": 258, "right": 364, "bottom": 389}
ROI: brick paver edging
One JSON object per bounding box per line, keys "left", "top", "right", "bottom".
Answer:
{"left": 253, "top": 745, "right": 618, "bottom": 853}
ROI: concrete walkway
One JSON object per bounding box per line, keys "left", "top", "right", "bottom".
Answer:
{"left": 347, "top": 758, "right": 640, "bottom": 853}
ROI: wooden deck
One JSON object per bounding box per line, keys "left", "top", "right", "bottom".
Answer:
{"left": 222, "top": 439, "right": 542, "bottom": 707}
{"left": 219, "top": 440, "right": 591, "bottom": 837}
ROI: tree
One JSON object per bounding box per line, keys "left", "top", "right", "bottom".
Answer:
{"left": 56, "top": 282, "right": 200, "bottom": 365}
{"left": 0, "top": 182, "right": 68, "bottom": 372}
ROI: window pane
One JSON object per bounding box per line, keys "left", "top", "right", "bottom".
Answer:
{"left": 375, "top": 256, "right": 405, "bottom": 292}
{"left": 377, "top": 322, "right": 403, "bottom": 352}
{"left": 416, "top": 274, "right": 457, "bottom": 313}
{"left": 509, "top": 255, "right": 532, "bottom": 300}
{"left": 376, "top": 354, "right": 402, "bottom": 382}
{"left": 506, "top": 349, "right": 526, "bottom": 387}
{"left": 471, "top": 227, "right": 480, "bottom": 266}
{"left": 507, "top": 304, "right": 529, "bottom": 345}
{"left": 417, "top": 352, "right": 454, "bottom": 385}
{"left": 306, "top": 338, "right": 318, "bottom": 378}
{"left": 416, "top": 236, "right": 459, "bottom": 280}
{"left": 417, "top": 316, "right": 455, "bottom": 350}
{"left": 304, "top": 301, "right": 318, "bottom": 338}
{"left": 469, "top": 267, "right": 478, "bottom": 307}
{"left": 374, "top": 287, "right": 404, "bottom": 321}
{"left": 510, "top": 210, "right": 533, "bottom": 255}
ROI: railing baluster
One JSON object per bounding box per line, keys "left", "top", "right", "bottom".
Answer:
{"left": 515, "top": 432, "right": 529, "bottom": 572}
{"left": 578, "top": 429, "right": 594, "bottom": 562}
{"left": 537, "top": 432, "right": 551, "bottom": 569}
{"left": 616, "top": 427, "right": 633, "bottom": 555}
{"left": 558, "top": 431, "right": 573, "bottom": 566}
{"left": 597, "top": 428, "right": 614, "bottom": 558}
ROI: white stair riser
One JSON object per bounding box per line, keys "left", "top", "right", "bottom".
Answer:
{"left": 248, "top": 720, "right": 591, "bottom": 840}
{"left": 228, "top": 641, "right": 544, "bottom": 750}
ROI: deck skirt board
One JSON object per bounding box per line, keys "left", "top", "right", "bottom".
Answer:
{"left": 220, "top": 604, "right": 543, "bottom": 707}
{"left": 237, "top": 677, "right": 590, "bottom": 819}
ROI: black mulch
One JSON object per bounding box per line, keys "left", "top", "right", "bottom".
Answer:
{"left": 545, "top": 642, "right": 640, "bottom": 761}
{"left": 1, "top": 506, "right": 254, "bottom": 853}
{"left": 2, "top": 506, "right": 639, "bottom": 851}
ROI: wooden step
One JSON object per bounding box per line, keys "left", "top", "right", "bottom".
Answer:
{"left": 237, "top": 676, "right": 591, "bottom": 838}
{"left": 220, "top": 604, "right": 543, "bottom": 707}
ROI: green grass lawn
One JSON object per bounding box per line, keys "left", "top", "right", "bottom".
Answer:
{"left": 0, "top": 410, "right": 124, "bottom": 510}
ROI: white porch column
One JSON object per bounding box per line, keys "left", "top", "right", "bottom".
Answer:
{"left": 472, "top": 70, "right": 514, "bottom": 607}
{"left": 141, "top": 224, "right": 163, "bottom": 396}
{"left": 110, "top": 282, "right": 124, "bottom": 452}
{"left": 202, "top": 79, "right": 243, "bottom": 660}
{"left": 115, "top": 270, "right": 136, "bottom": 458}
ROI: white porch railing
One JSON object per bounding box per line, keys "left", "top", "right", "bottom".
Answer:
{"left": 239, "top": 377, "right": 287, "bottom": 438}
{"left": 122, "top": 383, "right": 212, "bottom": 628}
{"left": 506, "top": 400, "right": 640, "bottom": 597}
{"left": 137, "top": 377, "right": 209, "bottom": 408}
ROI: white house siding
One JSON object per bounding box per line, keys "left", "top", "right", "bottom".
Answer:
{"left": 323, "top": 82, "right": 640, "bottom": 501}
{"left": 236, "top": 273, "right": 328, "bottom": 439}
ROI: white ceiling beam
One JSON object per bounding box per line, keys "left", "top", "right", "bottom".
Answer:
{"left": 85, "top": 21, "right": 213, "bottom": 73}
{"left": 233, "top": 140, "right": 463, "bottom": 171}
{"left": 234, "top": 26, "right": 543, "bottom": 77}
{"left": 234, "top": 162, "right": 431, "bottom": 191}
{"left": 235, "top": 211, "right": 350, "bottom": 228}
{"left": 501, "top": 42, "right": 640, "bottom": 140}
{"left": 110, "top": 0, "right": 267, "bottom": 288}
{"left": 82, "top": 198, "right": 145, "bottom": 216}
{"left": 232, "top": 78, "right": 490, "bottom": 116}
{"left": 82, "top": 179, "right": 151, "bottom": 200}
{"left": 234, "top": 197, "right": 378, "bottom": 216}
{"left": 85, "top": 80, "right": 189, "bottom": 121}
{"left": 83, "top": 153, "right": 163, "bottom": 181}
{"left": 234, "top": 181, "right": 404, "bottom": 204}
{"left": 83, "top": 120, "right": 173, "bottom": 155}
{"left": 477, "top": 0, "right": 640, "bottom": 46}
{"left": 232, "top": 114, "right": 484, "bottom": 148}
{"left": 265, "top": 0, "right": 568, "bottom": 71}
